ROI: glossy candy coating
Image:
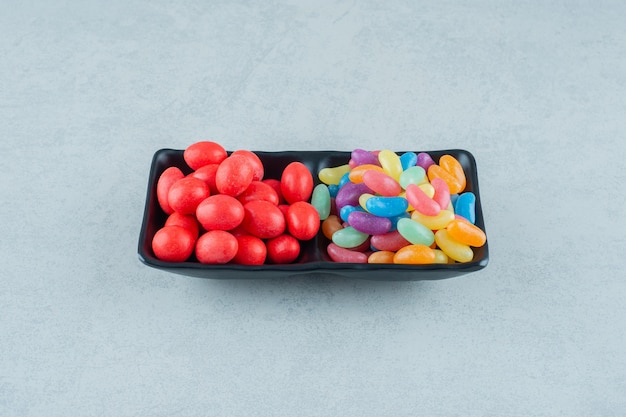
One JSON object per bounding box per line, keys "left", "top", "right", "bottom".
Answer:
{"left": 335, "top": 182, "right": 373, "bottom": 210}
{"left": 188, "top": 164, "right": 219, "bottom": 194}
{"left": 318, "top": 164, "right": 351, "bottom": 185}
{"left": 378, "top": 150, "right": 403, "bottom": 181}
{"left": 339, "top": 204, "right": 364, "bottom": 223}
{"left": 195, "top": 230, "right": 238, "bottom": 264}
{"left": 233, "top": 235, "right": 267, "bottom": 265}
{"left": 416, "top": 152, "right": 435, "bottom": 171}
{"left": 322, "top": 215, "right": 343, "bottom": 240}
{"left": 399, "top": 166, "right": 426, "bottom": 190}
{"left": 281, "top": 161, "right": 314, "bottom": 204}
{"left": 455, "top": 192, "right": 476, "bottom": 224}
{"left": 183, "top": 141, "right": 227, "bottom": 170}
{"left": 237, "top": 181, "right": 279, "bottom": 206}
{"left": 393, "top": 244, "right": 436, "bottom": 264}
{"left": 152, "top": 225, "right": 196, "bottom": 262}
{"left": 435, "top": 229, "right": 474, "bottom": 263}
{"left": 439, "top": 155, "right": 466, "bottom": 193}
{"left": 286, "top": 201, "right": 320, "bottom": 241}
{"left": 446, "top": 219, "right": 486, "bottom": 247}
{"left": 405, "top": 183, "right": 440, "bottom": 216}
{"left": 242, "top": 200, "right": 286, "bottom": 239}
{"left": 351, "top": 149, "right": 381, "bottom": 166}
{"left": 362, "top": 170, "right": 402, "bottom": 197}
{"left": 168, "top": 177, "right": 211, "bottom": 215}
{"left": 399, "top": 152, "right": 418, "bottom": 171}
{"left": 348, "top": 211, "right": 392, "bottom": 235}
{"left": 327, "top": 243, "right": 368, "bottom": 263}
{"left": 431, "top": 177, "right": 451, "bottom": 210}
{"left": 231, "top": 150, "right": 264, "bottom": 181}
{"left": 396, "top": 218, "right": 435, "bottom": 246}
{"left": 157, "top": 167, "right": 185, "bottom": 215}
{"left": 427, "top": 164, "right": 463, "bottom": 195}
{"left": 196, "top": 194, "right": 244, "bottom": 231}
{"left": 310, "top": 184, "right": 331, "bottom": 220}
{"left": 216, "top": 154, "right": 254, "bottom": 197}
{"left": 332, "top": 226, "right": 369, "bottom": 248}
{"left": 266, "top": 234, "right": 300, "bottom": 264}
{"left": 164, "top": 212, "right": 200, "bottom": 240}
{"left": 365, "top": 196, "right": 409, "bottom": 218}
{"left": 370, "top": 230, "right": 411, "bottom": 252}
{"left": 411, "top": 209, "right": 454, "bottom": 230}
{"left": 348, "top": 164, "right": 384, "bottom": 183}
{"left": 367, "top": 251, "right": 395, "bottom": 264}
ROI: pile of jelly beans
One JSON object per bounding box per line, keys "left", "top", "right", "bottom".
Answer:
{"left": 312, "top": 149, "right": 486, "bottom": 264}
{"left": 152, "top": 141, "right": 320, "bottom": 265}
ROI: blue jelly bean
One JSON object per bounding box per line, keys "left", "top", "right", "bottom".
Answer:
{"left": 338, "top": 172, "right": 351, "bottom": 189}
{"left": 328, "top": 184, "right": 339, "bottom": 198}
{"left": 365, "top": 196, "right": 409, "bottom": 218}
{"left": 455, "top": 192, "right": 476, "bottom": 224}
{"left": 450, "top": 193, "right": 459, "bottom": 207}
{"left": 339, "top": 204, "right": 364, "bottom": 223}
{"left": 400, "top": 152, "right": 418, "bottom": 171}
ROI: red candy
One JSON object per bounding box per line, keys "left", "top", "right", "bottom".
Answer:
{"left": 237, "top": 181, "right": 279, "bottom": 206}
{"left": 262, "top": 179, "right": 285, "bottom": 204}
{"left": 231, "top": 150, "right": 264, "bottom": 181}
{"left": 184, "top": 141, "right": 227, "bottom": 170}
{"left": 233, "top": 235, "right": 267, "bottom": 265}
{"left": 215, "top": 154, "right": 254, "bottom": 197}
{"left": 152, "top": 225, "right": 195, "bottom": 262}
{"left": 188, "top": 164, "right": 219, "bottom": 194}
{"left": 167, "top": 177, "right": 210, "bottom": 215}
{"left": 196, "top": 194, "right": 244, "bottom": 231}
{"left": 281, "top": 161, "right": 313, "bottom": 204}
{"left": 157, "top": 167, "right": 184, "bottom": 215}
{"left": 266, "top": 234, "right": 300, "bottom": 264}
{"left": 285, "top": 201, "right": 320, "bottom": 241}
{"left": 164, "top": 212, "right": 199, "bottom": 239}
{"left": 242, "top": 200, "right": 286, "bottom": 239}
{"left": 195, "top": 230, "right": 238, "bottom": 264}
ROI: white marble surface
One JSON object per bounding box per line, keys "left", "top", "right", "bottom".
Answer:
{"left": 2, "top": 1, "right": 626, "bottom": 416}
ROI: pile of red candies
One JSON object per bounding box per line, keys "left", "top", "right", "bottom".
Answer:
{"left": 152, "top": 141, "right": 320, "bottom": 265}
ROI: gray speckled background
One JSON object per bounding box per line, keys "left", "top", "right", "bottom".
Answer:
{"left": 2, "top": 1, "right": 625, "bottom": 416}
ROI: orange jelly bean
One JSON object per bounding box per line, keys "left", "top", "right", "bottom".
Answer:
{"left": 322, "top": 214, "right": 343, "bottom": 240}
{"left": 427, "top": 165, "right": 463, "bottom": 195}
{"left": 368, "top": 251, "right": 395, "bottom": 264}
{"left": 439, "top": 155, "right": 466, "bottom": 193}
{"left": 348, "top": 164, "right": 385, "bottom": 183}
{"left": 446, "top": 219, "right": 486, "bottom": 247}
{"left": 393, "top": 244, "right": 436, "bottom": 264}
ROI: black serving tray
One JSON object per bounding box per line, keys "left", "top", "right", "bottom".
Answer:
{"left": 138, "top": 149, "right": 488, "bottom": 280}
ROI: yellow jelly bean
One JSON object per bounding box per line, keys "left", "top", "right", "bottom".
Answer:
{"left": 393, "top": 244, "right": 436, "bottom": 264}
{"left": 378, "top": 150, "right": 403, "bottom": 181}
{"left": 446, "top": 219, "right": 486, "bottom": 247}
{"left": 359, "top": 193, "right": 375, "bottom": 211}
{"left": 434, "top": 229, "right": 474, "bottom": 263}
{"left": 348, "top": 164, "right": 384, "bottom": 183}
{"left": 433, "top": 249, "right": 449, "bottom": 264}
{"left": 368, "top": 251, "right": 395, "bottom": 264}
{"left": 318, "top": 164, "right": 351, "bottom": 185}
{"left": 418, "top": 183, "right": 435, "bottom": 198}
{"left": 411, "top": 209, "right": 454, "bottom": 230}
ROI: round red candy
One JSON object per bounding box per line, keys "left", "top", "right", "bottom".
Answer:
{"left": 196, "top": 194, "right": 244, "bottom": 231}
{"left": 285, "top": 201, "right": 320, "bottom": 240}
{"left": 184, "top": 141, "right": 227, "bottom": 170}
{"left": 280, "top": 161, "right": 313, "bottom": 204}
{"left": 157, "top": 167, "right": 184, "bottom": 215}
{"left": 266, "top": 234, "right": 300, "bottom": 264}
{"left": 152, "top": 225, "right": 196, "bottom": 262}
{"left": 215, "top": 154, "right": 254, "bottom": 197}
{"left": 233, "top": 235, "right": 267, "bottom": 265}
{"left": 237, "top": 181, "right": 279, "bottom": 206}
{"left": 164, "top": 212, "right": 200, "bottom": 239}
{"left": 188, "top": 164, "right": 219, "bottom": 194}
{"left": 261, "top": 179, "right": 285, "bottom": 204}
{"left": 231, "top": 150, "right": 264, "bottom": 181}
{"left": 167, "top": 177, "right": 210, "bottom": 215}
{"left": 195, "top": 230, "right": 238, "bottom": 264}
{"left": 242, "top": 200, "right": 285, "bottom": 239}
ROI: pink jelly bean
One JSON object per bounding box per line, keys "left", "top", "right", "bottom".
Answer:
{"left": 405, "top": 183, "right": 440, "bottom": 216}
{"left": 327, "top": 243, "right": 368, "bottom": 263}
{"left": 370, "top": 230, "right": 411, "bottom": 252}
{"left": 362, "top": 170, "right": 401, "bottom": 197}
{"left": 431, "top": 177, "right": 451, "bottom": 210}
{"left": 348, "top": 159, "right": 358, "bottom": 169}
{"left": 335, "top": 182, "right": 373, "bottom": 210}
{"left": 351, "top": 148, "right": 381, "bottom": 166}
{"left": 348, "top": 211, "right": 392, "bottom": 235}
{"left": 416, "top": 152, "right": 435, "bottom": 171}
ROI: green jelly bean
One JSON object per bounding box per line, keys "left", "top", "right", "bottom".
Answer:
{"left": 311, "top": 183, "right": 331, "bottom": 220}
{"left": 399, "top": 166, "right": 427, "bottom": 190}
{"left": 332, "top": 226, "right": 369, "bottom": 249}
{"left": 397, "top": 218, "right": 435, "bottom": 246}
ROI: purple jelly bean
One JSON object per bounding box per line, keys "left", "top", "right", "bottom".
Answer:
{"left": 416, "top": 152, "right": 435, "bottom": 171}
{"left": 335, "top": 182, "right": 373, "bottom": 210}
{"left": 351, "top": 148, "right": 381, "bottom": 166}
{"left": 348, "top": 211, "right": 392, "bottom": 235}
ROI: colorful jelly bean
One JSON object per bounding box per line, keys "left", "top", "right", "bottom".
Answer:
{"left": 339, "top": 204, "right": 364, "bottom": 223}
{"left": 368, "top": 251, "right": 395, "bottom": 264}
{"left": 332, "top": 226, "right": 369, "bottom": 249}
{"left": 370, "top": 230, "right": 411, "bottom": 252}
{"left": 396, "top": 218, "right": 435, "bottom": 246}
{"left": 446, "top": 219, "right": 486, "bottom": 247}
{"left": 362, "top": 170, "right": 402, "bottom": 197}
{"left": 416, "top": 152, "right": 435, "bottom": 171}
{"left": 322, "top": 214, "right": 343, "bottom": 240}
{"left": 365, "top": 196, "right": 409, "bottom": 218}
{"left": 400, "top": 152, "right": 418, "bottom": 171}
{"left": 327, "top": 243, "right": 368, "bottom": 263}
{"left": 378, "top": 150, "right": 403, "bottom": 181}
{"left": 399, "top": 166, "right": 427, "bottom": 190}
{"left": 335, "top": 182, "right": 373, "bottom": 210}
{"left": 351, "top": 149, "right": 381, "bottom": 166}
{"left": 311, "top": 184, "right": 331, "bottom": 220}
{"left": 435, "top": 229, "right": 474, "bottom": 263}
{"left": 431, "top": 177, "right": 451, "bottom": 210}
{"left": 454, "top": 192, "right": 476, "bottom": 224}
{"left": 405, "top": 184, "right": 440, "bottom": 216}
{"left": 318, "top": 164, "right": 351, "bottom": 185}
{"left": 439, "top": 155, "right": 466, "bottom": 193}
{"left": 348, "top": 211, "right": 392, "bottom": 235}
{"left": 348, "top": 164, "right": 385, "bottom": 183}
{"left": 411, "top": 209, "right": 454, "bottom": 230}
{"left": 393, "top": 244, "right": 436, "bottom": 264}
